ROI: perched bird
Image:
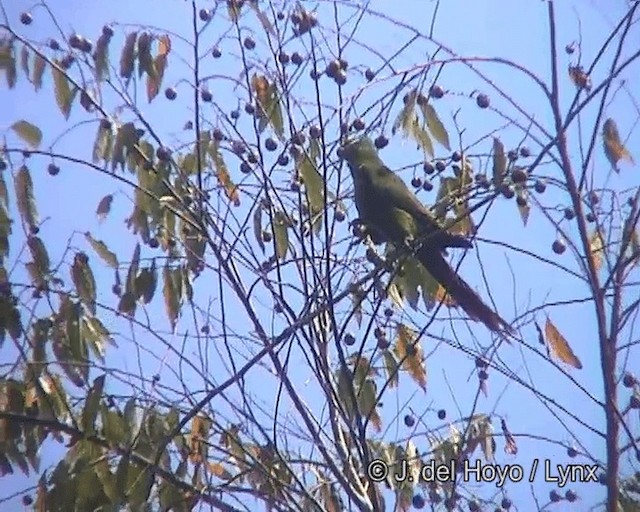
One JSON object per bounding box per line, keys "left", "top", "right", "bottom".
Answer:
{"left": 341, "top": 136, "right": 512, "bottom": 334}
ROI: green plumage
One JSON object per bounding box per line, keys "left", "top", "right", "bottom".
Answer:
{"left": 342, "top": 136, "right": 512, "bottom": 334}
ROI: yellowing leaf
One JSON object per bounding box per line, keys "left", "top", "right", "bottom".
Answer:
{"left": 93, "top": 33, "right": 111, "bottom": 83}
{"left": 52, "top": 61, "right": 77, "bottom": 119}
{"left": 27, "top": 236, "right": 50, "bottom": 276}
{"left": 119, "top": 32, "right": 137, "bottom": 79}
{"left": 588, "top": 229, "right": 604, "bottom": 272}
{"left": 568, "top": 65, "right": 592, "bottom": 92}
{"left": 96, "top": 194, "right": 113, "bottom": 222}
{"left": 147, "top": 35, "right": 171, "bottom": 103}
{"left": 251, "top": 74, "right": 284, "bottom": 137}
{"left": 71, "top": 252, "right": 97, "bottom": 315}
{"left": 163, "top": 265, "right": 181, "bottom": 331}
{"left": 209, "top": 141, "right": 239, "bottom": 206}
{"left": 420, "top": 103, "right": 450, "bottom": 150}
{"left": 393, "top": 324, "right": 426, "bottom": 390}
{"left": 11, "top": 120, "right": 42, "bottom": 149}
{"left": 544, "top": 317, "right": 582, "bottom": 369}
{"left": 603, "top": 118, "right": 634, "bottom": 172}
{"left": 492, "top": 138, "right": 507, "bottom": 186}
{"left": 84, "top": 233, "right": 119, "bottom": 269}
{"left": 15, "top": 165, "right": 39, "bottom": 228}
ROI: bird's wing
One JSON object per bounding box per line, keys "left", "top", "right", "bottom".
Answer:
{"left": 375, "top": 165, "right": 443, "bottom": 230}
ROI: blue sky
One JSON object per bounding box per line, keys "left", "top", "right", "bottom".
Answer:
{"left": 1, "top": 0, "right": 639, "bottom": 510}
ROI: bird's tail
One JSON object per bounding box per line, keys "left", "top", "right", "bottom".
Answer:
{"left": 417, "top": 246, "right": 513, "bottom": 335}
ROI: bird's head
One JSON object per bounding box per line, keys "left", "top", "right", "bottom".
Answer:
{"left": 340, "top": 135, "right": 377, "bottom": 165}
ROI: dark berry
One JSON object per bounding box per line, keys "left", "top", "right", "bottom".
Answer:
{"left": 165, "top": 87, "right": 177, "bottom": 100}
{"left": 552, "top": 239, "right": 566, "bottom": 255}
{"left": 623, "top": 373, "right": 636, "bottom": 388}
{"left": 586, "top": 212, "right": 596, "bottom": 223}
{"left": 240, "top": 162, "right": 251, "bottom": 174}
{"left": 451, "top": 151, "right": 462, "bottom": 162}
{"left": 277, "top": 154, "right": 289, "bottom": 166}
{"left": 265, "top": 138, "right": 278, "bottom": 151}
{"left": 365, "top": 68, "right": 376, "bottom": 81}
{"left": 422, "top": 181, "right": 433, "bottom": 192}
{"left": 567, "top": 446, "right": 577, "bottom": 458}
{"left": 47, "top": 163, "right": 60, "bottom": 176}
{"left": 435, "top": 160, "right": 446, "bottom": 172}
{"left": 20, "top": 12, "right": 33, "bottom": 25}
{"left": 374, "top": 135, "right": 389, "bottom": 149}
{"left": 565, "top": 490, "right": 577, "bottom": 502}
{"left": 429, "top": 84, "right": 444, "bottom": 99}
{"left": 352, "top": 118, "right": 365, "bottom": 131}
{"left": 69, "top": 33, "right": 83, "bottom": 49}
{"left": 199, "top": 8, "right": 211, "bottom": 21}
{"left": 564, "top": 207, "right": 575, "bottom": 220}
{"left": 309, "top": 125, "right": 322, "bottom": 139}
{"left": 512, "top": 167, "right": 527, "bottom": 183}
{"left": 411, "top": 494, "right": 425, "bottom": 509}
{"left": 244, "top": 103, "right": 255, "bottom": 115}
{"left": 478, "top": 369, "right": 488, "bottom": 380}
{"left": 404, "top": 414, "right": 415, "bottom": 427}
{"left": 212, "top": 47, "right": 222, "bottom": 58}
{"left": 291, "top": 52, "right": 303, "bottom": 65}
{"left": 344, "top": 333, "right": 356, "bottom": 346}
{"left": 424, "top": 162, "right": 435, "bottom": 175}
{"left": 230, "top": 110, "right": 240, "bottom": 120}
{"left": 411, "top": 177, "right": 422, "bottom": 188}
{"left": 437, "top": 409, "right": 446, "bottom": 420}
{"left": 243, "top": 37, "right": 256, "bottom": 50}
{"left": 519, "top": 146, "right": 531, "bottom": 158}
{"left": 534, "top": 180, "right": 546, "bottom": 193}
{"left": 148, "top": 238, "right": 159, "bottom": 249}
{"left": 213, "top": 128, "right": 224, "bottom": 141}
{"left": 48, "top": 38, "right": 61, "bottom": 50}
{"left": 476, "top": 93, "right": 490, "bottom": 109}
{"left": 277, "top": 52, "right": 289, "bottom": 65}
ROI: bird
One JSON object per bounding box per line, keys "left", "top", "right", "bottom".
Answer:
{"left": 341, "top": 136, "right": 513, "bottom": 334}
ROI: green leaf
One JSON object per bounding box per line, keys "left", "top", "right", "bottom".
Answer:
{"left": 358, "top": 379, "right": 381, "bottom": 431}
{"left": 296, "top": 150, "right": 324, "bottom": 233}
{"left": 273, "top": 210, "right": 289, "bottom": 260}
{"left": 492, "top": 138, "right": 507, "bottom": 186}
{"left": 92, "top": 121, "right": 113, "bottom": 164}
{"left": 11, "top": 121, "right": 42, "bottom": 149}
{"left": 420, "top": 103, "right": 451, "bottom": 150}
{"left": 0, "top": 42, "right": 17, "bottom": 88}
{"left": 382, "top": 350, "right": 399, "bottom": 389}
{"left": 125, "top": 243, "right": 141, "bottom": 298}
{"left": 15, "top": 165, "right": 39, "bottom": 228}
{"left": 82, "top": 375, "right": 105, "bottom": 435}
{"left": 253, "top": 203, "right": 265, "bottom": 253}
{"left": 52, "top": 60, "right": 77, "bottom": 119}
{"left": 32, "top": 53, "right": 46, "bottom": 91}
{"left": 84, "top": 232, "right": 118, "bottom": 269}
